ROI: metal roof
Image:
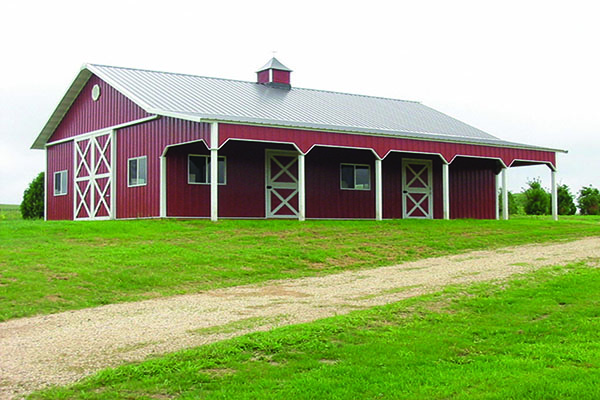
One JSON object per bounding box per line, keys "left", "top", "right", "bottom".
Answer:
{"left": 256, "top": 57, "right": 292, "bottom": 72}
{"left": 32, "top": 63, "right": 565, "bottom": 153}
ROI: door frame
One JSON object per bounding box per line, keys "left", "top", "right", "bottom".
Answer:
{"left": 265, "top": 149, "right": 300, "bottom": 218}
{"left": 402, "top": 158, "right": 433, "bottom": 219}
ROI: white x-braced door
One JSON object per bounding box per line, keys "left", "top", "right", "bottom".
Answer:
{"left": 74, "top": 131, "right": 114, "bottom": 220}
{"left": 402, "top": 159, "right": 433, "bottom": 219}
{"left": 266, "top": 150, "right": 299, "bottom": 218}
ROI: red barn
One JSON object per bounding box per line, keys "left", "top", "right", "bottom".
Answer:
{"left": 32, "top": 58, "right": 563, "bottom": 221}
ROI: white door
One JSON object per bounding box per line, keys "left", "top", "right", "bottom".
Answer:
{"left": 402, "top": 159, "right": 433, "bottom": 219}
{"left": 74, "top": 131, "right": 114, "bottom": 220}
{"left": 266, "top": 150, "right": 299, "bottom": 218}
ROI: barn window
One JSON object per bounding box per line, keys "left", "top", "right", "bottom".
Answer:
{"left": 188, "top": 155, "right": 226, "bottom": 185}
{"left": 128, "top": 156, "right": 147, "bottom": 187}
{"left": 54, "top": 170, "right": 68, "bottom": 196}
{"left": 340, "top": 164, "right": 371, "bottom": 190}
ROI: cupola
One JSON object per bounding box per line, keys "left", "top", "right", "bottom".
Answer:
{"left": 256, "top": 57, "right": 292, "bottom": 89}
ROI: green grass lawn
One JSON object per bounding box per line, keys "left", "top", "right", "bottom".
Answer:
{"left": 1, "top": 216, "right": 599, "bottom": 321}
{"left": 0, "top": 204, "right": 21, "bottom": 220}
{"left": 30, "top": 261, "right": 600, "bottom": 399}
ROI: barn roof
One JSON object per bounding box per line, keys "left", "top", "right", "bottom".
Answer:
{"left": 32, "top": 63, "right": 564, "bottom": 152}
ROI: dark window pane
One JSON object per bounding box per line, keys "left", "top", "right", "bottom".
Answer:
{"left": 218, "top": 157, "right": 226, "bottom": 184}
{"left": 55, "top": 172, "right": 61, "bottom": 194}
{"left": 128, "top": 159, "right": 137, "bottom": 185}
{"left": 355, "top": 166, "right": 370, "bottom": 189}
{"left": 341, "top": 165, "right": 354, "bottom": 189}
{"left": 189, "top": 156, "right": 207, "bottom": 183}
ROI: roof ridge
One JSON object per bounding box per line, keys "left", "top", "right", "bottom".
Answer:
{"left": 86, "top": 63, "right": 421, "bottom": 104}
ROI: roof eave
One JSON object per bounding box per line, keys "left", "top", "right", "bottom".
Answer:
{"left": 154, "top": 111, "right": 566, "bottom": 154}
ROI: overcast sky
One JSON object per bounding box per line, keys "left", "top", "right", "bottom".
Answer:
{"left": 1, "top": 0, "right": 598, "bottom": 205}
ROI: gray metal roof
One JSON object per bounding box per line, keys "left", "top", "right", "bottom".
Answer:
{"left": 32, "top": 63, "right": 564, "bottom": 153}
{"left": 256, "top": 57, "right": 292, "bottom": 72}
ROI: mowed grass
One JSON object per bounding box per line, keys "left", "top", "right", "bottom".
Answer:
{"left": 1, "top": 216, "right": 599, "bottom": 321}
{"left": 31, "top": 262, "right": 600, "bottom": 399}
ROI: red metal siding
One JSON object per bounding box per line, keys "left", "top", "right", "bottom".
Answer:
{"left": 219, "top": 124, "right": 556, "bottom": 169}
{"left": 116, "top": 117, "right": 211, "bottom": 219}
{"left": 166, "top": 143, "right": 210, "bottom": 217}
{"left": 46, "top": 142, "right": 73, "bottom": 220}
{"left": 306, "top": 147, "right": 375, "bottom": 219}
{"left": 272, "top": 70, "right": 290, "bottom": 85}
{"left": 166, "top": 140, "right": 295, "bottom": 218}
{"left": 219, "top": 141, "right": 280, "bottom": 218}
{"left": 449, "top": 158, "right": 496, "bottom": 219}
{"left": 257, "top": 70, "right": 270, "bottom": 84}
{"left": 49, "top": 75, "right": 150, "bottom": 143}
{"left": 382, "top": 153, "right": 442, "bottom": 219}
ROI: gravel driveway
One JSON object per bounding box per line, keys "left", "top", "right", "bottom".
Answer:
{"left": 1, "top": 237, "right": 599, "bottom": 399}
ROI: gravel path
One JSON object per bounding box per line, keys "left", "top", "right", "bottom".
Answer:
{"left": 1, "top": 237, "right": 600, "bottom": 399}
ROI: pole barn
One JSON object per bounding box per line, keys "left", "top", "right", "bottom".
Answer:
{"left": 32, "top": 58, "right": 564, "bottom": 221}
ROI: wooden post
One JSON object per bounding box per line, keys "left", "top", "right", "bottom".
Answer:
{"left": 375, "top": 158, "right": 383, "bottom": 220}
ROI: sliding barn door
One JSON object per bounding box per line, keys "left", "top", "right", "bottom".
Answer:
{"left": 74, "top": 131, "right": 114, "bottom": 220}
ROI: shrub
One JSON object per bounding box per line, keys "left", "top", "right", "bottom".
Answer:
{"left": 20, "top": 172, "right": 44, "bottom": 219}
{"left": 498, "top": 191, "right": 520, "bottom": 216}
{"left": 557, "top": 184, "right": 576, "bottom": 215}
{"left": 577, "top": 185, "right": 600, "bottom": 215}
{"left": 523, "top": 179, "right": 550, "bottom": 215}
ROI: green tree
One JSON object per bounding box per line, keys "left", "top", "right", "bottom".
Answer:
{"left": 557, "top": 184, "right": 576, "bottom": 215}
{"left": 498, "top": 191, "right": 519, "bottom": 216}
{"left": 577, "top": 185, "right": 600, "bottom": 215}
{"left": 20, "top": 172, "right": 44, "bottom": 219}
{"left": 523, "top": 179, "right": 550, "bottom": 215}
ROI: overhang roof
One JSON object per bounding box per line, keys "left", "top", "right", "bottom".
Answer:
{"left": 32, "top": 63, "right": 565, "bottom": 153}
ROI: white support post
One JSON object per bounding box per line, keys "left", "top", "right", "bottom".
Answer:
{"left": 442, "top": 162, "right": 450, "bottom": 220}
{"left": 375, "top": 158, "right": 383, "bottom": 221}
{"left": 551, "top": 169, "right": 558, "bottom": 221}
{"left": 110, "top": 130, "right": 117, "bottom": 220}
{"left": 298, "top": 153, "right": 306, "bottom": 221}
{"left": 44, "top": 147, "right": 48, "bottom": 221}
{"left": 501, "top": 168, "right": 508, "bottom": 220}
{"left": 495, "top": 173, "right": 500, "bottom": 220}
{"left": 210, "top": 122, "right": 219, "bottom": 222}
{"left": 159, "top": 155, "right": 167, "bottom": 218}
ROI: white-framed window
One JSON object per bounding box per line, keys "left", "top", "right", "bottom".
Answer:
{"left": 128, "top": 156, "right": 147, "bottom": 187}
{"left": 54, "top": 170, "right": 68, "bottom": 196}
{"left": 188, "top": 154, "right": 226, "bottom": 185}
{"left": 340, "top": 163, "right": 371, "bottom": 190}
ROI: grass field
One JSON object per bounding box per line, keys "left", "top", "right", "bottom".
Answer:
{"left": 0, "top": 204, "right": 21, "bottom": 220}
{"left": 30, "top": 261, "right": 600, "bottom": 399}
{"left": 1, "top": 216, "right": 599, "bottom": 321}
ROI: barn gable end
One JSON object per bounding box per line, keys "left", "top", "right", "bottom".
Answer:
{"left": 48, "top": 75, "right": 150, "bottom": 143}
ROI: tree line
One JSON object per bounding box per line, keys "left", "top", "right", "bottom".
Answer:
{"left": 501, "top": 179, "right": 600, "bottom": 216}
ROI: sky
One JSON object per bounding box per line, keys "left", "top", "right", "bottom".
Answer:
{"left": 1, "top": 0, "right": 599, "bottom": 205}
